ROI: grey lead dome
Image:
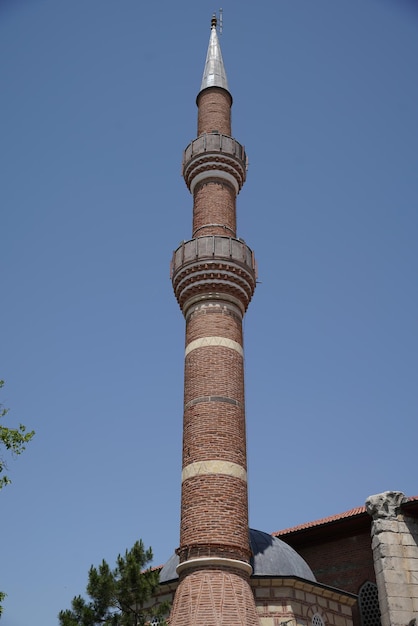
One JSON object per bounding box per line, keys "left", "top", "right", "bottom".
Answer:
{"left": 159, "top": 528, "right": 316, "bottom": 583}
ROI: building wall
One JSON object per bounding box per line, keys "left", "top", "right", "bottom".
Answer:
{"left": 251, "top": 578, "right": 355, "bottom": 626}
{"left": 294, "top": 532, "right": 375, "bottom": 595}
{"left": 278, "top": 523, "right": 375, "bottom": 626}
{"left": 156, "top": 577, "right": 355, "bottom": 626}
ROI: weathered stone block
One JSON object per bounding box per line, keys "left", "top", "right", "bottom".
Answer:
{"left": 375, "top": 541, "right": 406, "bottom": 558}
{"left": 271, "top": 587, "right": 290, "bottom": 598}
{"left": 366, "top": 491, "right": 407, "bottom": 520}
{"left": 291, "top": 601, "right": 302, "bottom": 614}
{"left": 389, "top": 608, "right": 416, "bottom": 626}
{"left": 255, "top": 588, "right": 270, "bottom": 598}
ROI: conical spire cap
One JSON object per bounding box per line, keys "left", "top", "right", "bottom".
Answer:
{"left": 199, "top": 14, "right": 230, "bottom": 95}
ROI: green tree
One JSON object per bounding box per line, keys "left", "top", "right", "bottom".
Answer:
{"left": 0, "top": 379, "right": 35, "bottom": 618}
{"left": 0, "top": 380, "right": 35, "bottom": 490}
{"left": 59, "top": 540, "right": 169, "bottom": 626}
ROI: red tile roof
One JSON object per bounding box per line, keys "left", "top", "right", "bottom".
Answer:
{"left": 273, "top": 495, "right": 418, "bottom": 537}
{"left": 273, "top": 506, "right": 367, "bottom": 537}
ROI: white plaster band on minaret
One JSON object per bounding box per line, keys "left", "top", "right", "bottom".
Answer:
{"left": 176, "top": 557, "right": 252, "bottom": 577}
{"left": 185, "top": 336, "right": 243, "bottom": 357}
{"left": 182, "top": 460, "right": 247, "bottom": 482}
{"left": 190, "top": 169, "right": 240, "bottom": 194}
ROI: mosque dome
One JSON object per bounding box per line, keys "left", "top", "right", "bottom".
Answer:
{"left": 159, "top": 528, "right": 316, "bottom": 583}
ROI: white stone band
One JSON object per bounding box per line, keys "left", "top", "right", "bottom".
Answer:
{"left": 176, "top": 557, "right": 253, "bottom": 576}
{"left": 190, "top": 169, "right": 240, "bottom": 194}
{"left": 182, "top": 460, "right": 247, "bottom": 482}
{"left": 185, "top": 336, "right": 243, "bottom": 357}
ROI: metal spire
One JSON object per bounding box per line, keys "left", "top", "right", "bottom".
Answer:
{"left": 199, "top": 13, "right": 230, "bottom": 94}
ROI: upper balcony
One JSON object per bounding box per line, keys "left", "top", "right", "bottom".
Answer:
{"left": 182, "top": 133, "right": 248, "bottom": 194}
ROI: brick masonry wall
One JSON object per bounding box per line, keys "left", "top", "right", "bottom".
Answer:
{"left": 197, "top": 88, "right": 232, "bottom": 136}
{"left": 180, "top": 474, "right": 250, "bottom": 560}
{"left": 170, "top": 568, "right": 259, "bottom": 626}
{"left": 180, "top": 301, "right": 249, "bottom": 562}
{"left": 193, "top": 179, "right": 236, "bottom": 237}
{"left": 184, "top": 345, "right": 244, "bottom": 405}
{"left": 183, "top": 402, "right": 246, "bottom": 466}
{"left": 180, "top": 475, "right": 249, "bottom": 561}
{"left": 291, "top": 532, "right": 375, "bottom": 594}
{"left": 186, "top": 303, "right": 243, "bottom": 344}
{"left": 282, "top": 530, "right": 374, "bottom": 626}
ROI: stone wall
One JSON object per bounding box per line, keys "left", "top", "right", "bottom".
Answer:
{"left": 251, "top": 577, "right": 355, "bottom": 626}
{"left": 366, "top": 490, "right": 418, "bottom": 626}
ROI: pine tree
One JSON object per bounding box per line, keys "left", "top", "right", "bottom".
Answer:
{"left": 59, "top": 540, "right": 168, "bottom": 626}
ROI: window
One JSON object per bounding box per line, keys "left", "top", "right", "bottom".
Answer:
{"left": 312, "top": 614, "right": 325, "bottom": 626}
{"left": 359, "top": 581, "right": 381, "bottom": 626}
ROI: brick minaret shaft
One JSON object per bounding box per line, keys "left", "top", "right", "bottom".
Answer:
{"left": 170, "top": 16, "right": 259, "bottom": 625}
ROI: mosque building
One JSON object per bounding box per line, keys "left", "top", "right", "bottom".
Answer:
{"left": 151, "top": 16, "right": 418, "bottom": 626}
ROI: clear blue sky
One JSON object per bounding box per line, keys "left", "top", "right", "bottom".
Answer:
{"left": 1, "top": 1, "right": 417, "bottom": 624}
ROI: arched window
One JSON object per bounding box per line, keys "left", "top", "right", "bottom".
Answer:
{"left": 359, "top": 581, "right": 381, "bottom": 626}
{"left": 312, "top": 614, "right": 325, "bottom": 626}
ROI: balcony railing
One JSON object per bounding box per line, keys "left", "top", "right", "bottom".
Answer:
{"left": 183, "top": 133, "right": 247, "bottom": 168}
{"left": 171, "top": 236, "right": 256, "bottom": 278}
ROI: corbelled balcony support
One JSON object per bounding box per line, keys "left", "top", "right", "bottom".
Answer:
{"left": 183, "top": 133, "right": 247, "bottom": 194}
{"left": 171, "top": 236, "right": 257, "bottom": 316}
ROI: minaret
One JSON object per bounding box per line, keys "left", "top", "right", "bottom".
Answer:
{"left": 169, "top": 15, "right": 259, "bottom": 625}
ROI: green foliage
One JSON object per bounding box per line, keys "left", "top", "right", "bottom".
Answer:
{"left": 0, "top": 591, "right": 6, "bottom": 617}
{"left": 58, "top": 540, "right": 169, "bottom": 626}
{"left": 0, "top": 380, "right": 34, "bottom": 619}
{"left": 0, "top": 380, "right": 35, "bottom": 490}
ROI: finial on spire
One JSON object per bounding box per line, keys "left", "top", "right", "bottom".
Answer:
{"left": 199, "top": 12, "right": 230, "bottom": 95}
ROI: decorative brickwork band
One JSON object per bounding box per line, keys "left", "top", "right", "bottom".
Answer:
{"left": 182, "top": 460, "right": 247, "bottom": 482}
{"left": 184, "top": 395, "right": 241, "bottom": 409}
{"left": 185, "top": 335, "right": 243, "bottom": 356}
{"left": 185, "top": 300, "right": 243, "bottom": 324}
{"left": 170, "top": 569, "right": 260, "bottom": 626}
{"left": 176, "top": 541, "right": 251, "bottom": 565}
